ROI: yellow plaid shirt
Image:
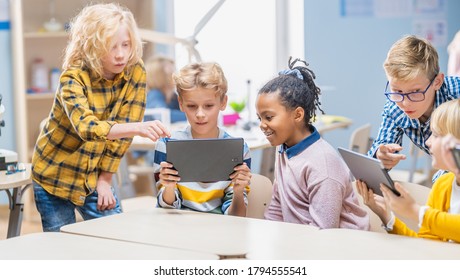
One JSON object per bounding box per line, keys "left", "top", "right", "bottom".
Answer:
{"left": 32, "top": 62, "right": 146, "bottom": 206}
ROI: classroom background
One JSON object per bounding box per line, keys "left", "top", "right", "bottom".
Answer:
{"left": 1, "top": 0, "right": 460, "bottom": 203}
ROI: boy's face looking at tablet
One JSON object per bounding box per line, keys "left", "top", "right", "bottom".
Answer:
{"left": 179, "top": 87, "right": 228, "bottom": 139}
{"left": 386, "top": 74, "right": 441, "bottom": 123}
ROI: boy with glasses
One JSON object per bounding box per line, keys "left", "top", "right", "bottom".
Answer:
{"left": 368, "top": 35, "right": 460, "bottom": 180}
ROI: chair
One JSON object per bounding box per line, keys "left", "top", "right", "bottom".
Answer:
{"left": 349, "top": 123, "right": 372, "bottom": 154}
{"left": 348, "top": 123, "right": 429, "bottom": 186}
{"left": 259, "top": 146, "right": 276, "bottom": 182}
{"left": 246, "top": 174, "right": 273, "bottom": 219}
{"left": 143, "top": 108, "right": 171, "bottom": 126}
{"left": 121, "top": 196, "right": 157, "bottom": 213}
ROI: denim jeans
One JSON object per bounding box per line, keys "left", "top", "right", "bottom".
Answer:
{"left": 33, "top": 181, "right": 122, "bottom": 232}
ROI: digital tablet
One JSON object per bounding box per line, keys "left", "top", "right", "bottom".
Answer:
{"left": 337, "top": 147, "right": 400, "bottom": 196}
{"left": 166, "top": 138, "right": 244, "bottom": 182}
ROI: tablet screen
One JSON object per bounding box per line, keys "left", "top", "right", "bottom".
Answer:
{"left": 166, "top": 138, "right": 244, "bottom": 182}
{"left": 338, "top": 147, "right": 400, "bottom": 196}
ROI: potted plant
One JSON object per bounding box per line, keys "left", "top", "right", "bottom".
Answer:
{"left": 223, "top": 99, "right": 245, "bottom": 125}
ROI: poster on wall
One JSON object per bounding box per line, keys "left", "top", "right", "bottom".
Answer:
{"left": 0, "top": 0, "right": 9, "bottom": 30}
{"left": 413, "top": 19, "right": 448, "bottom": 46}
{"left": 413, "top": 0, "right": 446, "bottom": 15}
{"left": 374, "top": 0, "right": 412, "bottom": 18}
{"left": 339, "top": 0, "right": 373, "bottom": 17}
{"left": 340, "top": 0, "right": 446, "bottom": 19}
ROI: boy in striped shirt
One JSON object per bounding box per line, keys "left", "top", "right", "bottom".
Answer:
{"left": 153, "top": 62, "right": 252, "bottom": 216}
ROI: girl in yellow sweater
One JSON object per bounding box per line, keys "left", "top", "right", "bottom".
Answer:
{"left": 357, "top": 99, "right": 460, "bottom": 242}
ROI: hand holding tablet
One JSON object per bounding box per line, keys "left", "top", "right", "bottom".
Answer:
{"left": 338, "top": 147, "right": 400, "bottom": 197}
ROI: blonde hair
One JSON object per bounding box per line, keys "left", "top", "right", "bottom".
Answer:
{"left": 173, "top": 62, "right": 228, "bottom": 100}
{"left": 62, "top": 3, "right": 143, "bottom": 79}
{"left": 145, "top": 55, "right": 175, "bottom": 91}
{"left": 431, "top": 99, "right": 460, "bottom": 139}
{"left": 383, "top": 35, "right": 439, "bottom": 81}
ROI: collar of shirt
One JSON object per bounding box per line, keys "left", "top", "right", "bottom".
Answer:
{"left": 88, "top": 66, "right": 129, "bottom": 85}
{"left": 102, "top": 69, "right": 128, "bottom": 84}
{"left": 279, "top": 125, "right": 320, "bottom": 159}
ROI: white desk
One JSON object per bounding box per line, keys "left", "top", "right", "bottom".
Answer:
{"left": 0, "top": 163, "right": 32, "bottom": 238}
{"left": 61, "top": 207, "right": 460, "bottom": 260}
{"left": 0, "top": 232, "right": 218, "bottom": 260}
{"left": 246, "top": 228, "right": 460, "bottom": 260}
{"left": 61, "top": 208, "right": 319, "bottom": 258}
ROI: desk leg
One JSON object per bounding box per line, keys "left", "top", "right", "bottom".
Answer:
{"left": 6, "top": 184, "right": 30, "bottom": 238}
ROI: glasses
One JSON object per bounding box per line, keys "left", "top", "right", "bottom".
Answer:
{"left": 384, "top": 77, "right": 436, "bottom": 103}
{"left": 6, "top": 163, "right": 26, "bottom": 175}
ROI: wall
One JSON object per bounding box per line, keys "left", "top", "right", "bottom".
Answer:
{"left": 3, "top": 1, "right": 460, "bottom": 175}
{"left": 0, "top": 0, "right": 14, "bottom": 151}
{"left": 1, "top": 0, "right": 13, "bottom": 204}
{"left": 304, "top": 0, "right": 460, "bottom": 169}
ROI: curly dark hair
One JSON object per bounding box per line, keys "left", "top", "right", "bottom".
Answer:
{"left": 258, "top": 57, "right": 324, "bottom": 127}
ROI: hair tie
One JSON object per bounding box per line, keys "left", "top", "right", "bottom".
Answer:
{"left": 278, "top": 69, "right": 303, "bottom": 80}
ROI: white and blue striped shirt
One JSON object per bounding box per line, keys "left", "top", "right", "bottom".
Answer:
{"left": 153, "top": 126, "right": 251, "bottom": 214}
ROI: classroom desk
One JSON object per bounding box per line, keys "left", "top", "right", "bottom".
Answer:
{"left": 246, "top": 228, "right": 460, "bottom": 260}
{"left": 61, "top": 208, "right": 319, "bottom": 258}
{"left": 61, "top": 207, "right": 460, "bottom": 260}
{"left": 0, "top": 232, "right": 218, "bottom": 260}
{"left": 0, "top": 163, "right": 32, "bottom": 238}
{"left": 129, "top": 115, "right": 352, "bottom": 151}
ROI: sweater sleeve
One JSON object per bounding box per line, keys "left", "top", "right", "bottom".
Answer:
{"left": 264, "top": 179, "right": 283, "bottom": 221}
{"left": 98, "top": 63, "right": 147, "bottom": 173}
{"left": 390, "top": 177, "right": 460, "bottom": 242}
{"left": 421, "top": 208, "right": 460, "bottom": 242}
{"left": 307, "top": 178, "right": 343, "bottom": 229}
{"left": 389, "top": 218, "right": 418, "bottom": 238}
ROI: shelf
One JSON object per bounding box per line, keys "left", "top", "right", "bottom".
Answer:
{"left": 13, "top": 0, "right": 155, "bottom": 165}
{"left": 24, "top": 31, "right": 68, "bottom": 39}
{"left": 26, "top": 92, "right": 54, "bottom": 100}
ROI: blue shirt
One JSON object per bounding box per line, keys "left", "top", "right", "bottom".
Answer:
{"left": 279, "top": 125, "right": 320, "bottom": 159}
{"left": 146, "top": 88, "right": 186, "bottom": 123}
{"left": 369, "top": 76, "right": 460, "bottom": 157}
{"left": 368, "top": 76, "right": 460, "bottom": 180}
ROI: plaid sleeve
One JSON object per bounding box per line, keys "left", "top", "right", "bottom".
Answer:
{"left": 99, "top": 63, "right": 147, "bottom": 172}
{"left": 368, "top": 101, "right": 404, "bottom": 157}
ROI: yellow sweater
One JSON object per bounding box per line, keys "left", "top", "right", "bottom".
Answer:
{"left": 391, "top": 172, "right": 460, "bottom": 243}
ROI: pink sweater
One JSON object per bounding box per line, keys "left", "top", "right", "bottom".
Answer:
{"left": 265, "top": 132, "right": 369, "bottom": 230}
